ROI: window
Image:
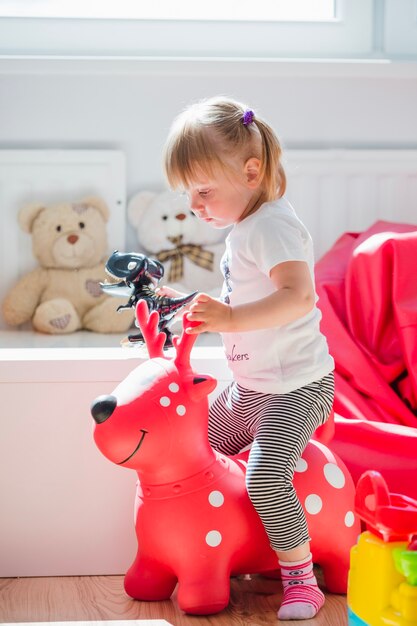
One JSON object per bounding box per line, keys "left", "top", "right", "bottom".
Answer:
{"left": 0, "top": 0, "right": 336, "bottom": 22}
{"left": 0, "top": 0, "right": 415, "bottom": 59}
{"left": 384, "top": 0, "right": 417, "bottom": 56}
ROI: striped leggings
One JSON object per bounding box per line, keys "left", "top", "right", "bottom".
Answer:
{"left": 208, "top": 373, "right": 335, "bottom": 552}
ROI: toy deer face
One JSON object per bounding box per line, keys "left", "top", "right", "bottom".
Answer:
{"left": 91, "top": 301, "right": 216, "bottom": 473}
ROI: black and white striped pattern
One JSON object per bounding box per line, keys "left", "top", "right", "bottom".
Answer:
{"left": 208, "top": 373, "right": 334, "bottom": 551}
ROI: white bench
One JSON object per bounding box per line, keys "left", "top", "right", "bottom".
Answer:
{"left": 0, "top": 330, "right": 230, "bottom": 577}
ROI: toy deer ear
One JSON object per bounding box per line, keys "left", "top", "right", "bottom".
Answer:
{"left": 128, "top": 191, "right": 157, "bottom": 228}
{"left": 188, "top": 375, "right": 217, "bottom": 401}
{"left": 18, "top": 203, "right": 47, "bottom": 233}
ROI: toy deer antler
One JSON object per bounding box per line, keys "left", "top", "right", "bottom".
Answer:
{"left": 173, "top": 313, "right": 201, "bottom": 370}
{"left": 135, "top": 300, "right": 167, "bottom": 358}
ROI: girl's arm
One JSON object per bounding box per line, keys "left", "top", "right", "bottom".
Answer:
{"left": 186, "top": 260, "right": 315, "bottom": 334}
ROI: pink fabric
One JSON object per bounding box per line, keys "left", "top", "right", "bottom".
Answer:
{"left": 315, "top": 221, "right": 417, "bottom": 427}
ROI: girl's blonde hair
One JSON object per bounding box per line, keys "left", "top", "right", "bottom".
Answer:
{"left": 164, "top": 96, "right": 286, "bottom": 201}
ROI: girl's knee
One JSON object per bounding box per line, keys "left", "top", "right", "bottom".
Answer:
{"left": 245, "top": 471, "right": 290, "bottom": 504}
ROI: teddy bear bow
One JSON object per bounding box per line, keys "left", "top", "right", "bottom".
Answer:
{"left": 156, "top": 235, "right": 214, "bottom": 283}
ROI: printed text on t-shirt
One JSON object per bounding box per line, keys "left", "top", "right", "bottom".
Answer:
{"left": 226, "top": 344, "right": 249, "bottom": 362}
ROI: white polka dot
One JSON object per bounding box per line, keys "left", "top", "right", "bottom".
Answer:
{"left": 305, "top": 494, "right": 323, "bottom": 515}
{"left": 208, "top": 491, "right": 224, "bottom": 507}
{"left": 169, "top": 383, "right": 179, "bottom": 393}
{"left": 345, "top": 511, "right": 355, "bottom": 527}
{"left": 176, "top": 405, "right": 186, "bottom": 416}
{"left": 206, "top": 530, "right": 222, "bottom": 547}
{"left": 160, "top": 396, "right": 170, "bottom": 407}
{"left": 295, "top": 458, "right": 308, "bottom": 473}
{"left": 323, "top": 463, "right": 346, "bottom": 489}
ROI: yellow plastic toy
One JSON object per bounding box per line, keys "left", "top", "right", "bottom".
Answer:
{"left": 348, "top": 471, "right": 417, "bottom": 625}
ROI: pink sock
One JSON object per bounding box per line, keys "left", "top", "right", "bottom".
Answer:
{"left": 277, "top": 553, "right": 325, "bottom": 620}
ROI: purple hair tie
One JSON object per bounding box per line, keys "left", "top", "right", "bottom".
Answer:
{"left": 242, "top": 109, "right": 255, "bottom": 126}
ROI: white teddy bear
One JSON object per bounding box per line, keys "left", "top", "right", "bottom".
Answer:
{"left": 128, "top": 190, "right": 227, "bottom": 297}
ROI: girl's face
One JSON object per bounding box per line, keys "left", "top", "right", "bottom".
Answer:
{"left": 185, "top": 162, "right": 261, "bottom": 229}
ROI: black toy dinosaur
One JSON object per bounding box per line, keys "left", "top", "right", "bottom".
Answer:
{"left": 100, "top": 250, "right": 197, "bottom": 347}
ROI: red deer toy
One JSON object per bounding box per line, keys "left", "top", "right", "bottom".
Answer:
{"left": 91, "top": 301, "right": 360, "bottom": 615}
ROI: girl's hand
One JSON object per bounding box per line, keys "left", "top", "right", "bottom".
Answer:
{"left": 186, "top": 293, "right": 232, "bottom": 334}
{"left": 155, "top": 286, "right": 187, "bottom": 298}
{"left": 155, "top": 285, "right": 197, "bottom": 321}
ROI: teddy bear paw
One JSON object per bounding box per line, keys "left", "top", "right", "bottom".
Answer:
{"left": 50, "top": 314, "right": 72, "bottom": 330}
{"left": 33, "top": 299, "right": 81, "bottom": 334}
{"left": 85, "top": 279, "right": 103, "bottom": 298}
{"left": 83, "top": 298, "right": 134, "bottom": 333}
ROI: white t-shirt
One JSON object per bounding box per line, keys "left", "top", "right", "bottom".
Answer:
{"left": 220, "top": 197, "right": 334, "bottom": 394}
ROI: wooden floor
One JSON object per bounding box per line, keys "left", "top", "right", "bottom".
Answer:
{"left": 0, "top": 574, "right": 348, "bottom": 626}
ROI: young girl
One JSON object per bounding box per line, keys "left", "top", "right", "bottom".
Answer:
{"left": 162, "top": 96, "right": 335, "bottom": 621}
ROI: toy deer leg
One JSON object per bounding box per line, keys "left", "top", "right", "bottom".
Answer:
{"left": 176, "top": 563, "right": 231, "bottom": 615}
{"left": 124, "top": 553, "right": 177, "bottom": 601}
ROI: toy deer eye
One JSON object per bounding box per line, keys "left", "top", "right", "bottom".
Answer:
{"left": 79, "top": 221, "right": 85, "bottom": 229}
{"left": 56, "top": 225, "right": 62, "bottom": 232}
{"left": 162, "top": 215, "right": 168, "bottom": 221}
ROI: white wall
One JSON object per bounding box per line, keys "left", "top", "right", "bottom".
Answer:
{"left": 0, "top": 59, "right": 416, "bottom": 250}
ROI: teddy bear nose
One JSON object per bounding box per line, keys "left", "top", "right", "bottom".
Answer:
{"left": 175, "top": 213, "right": 187, "bottom": 221}
{"left": 67, "top": 234, "right": 79, "bottom": 245}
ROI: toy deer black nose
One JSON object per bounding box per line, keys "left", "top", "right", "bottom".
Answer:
{"left": 91, "top": 395, "right": 117, "bottom": 424}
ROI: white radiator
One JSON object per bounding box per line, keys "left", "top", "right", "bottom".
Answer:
{"left": 0, "top": 149, "right": 126, "bottom": 330}
{"left": 284, "top": 149, "right": 417, "bottom": 259}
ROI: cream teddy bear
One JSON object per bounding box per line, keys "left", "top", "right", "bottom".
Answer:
{"left": 2, "top": 196, "right": 134, "bottom": 334}
{"left": 127, "top": 190, "right": 227, "bottom": 297}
